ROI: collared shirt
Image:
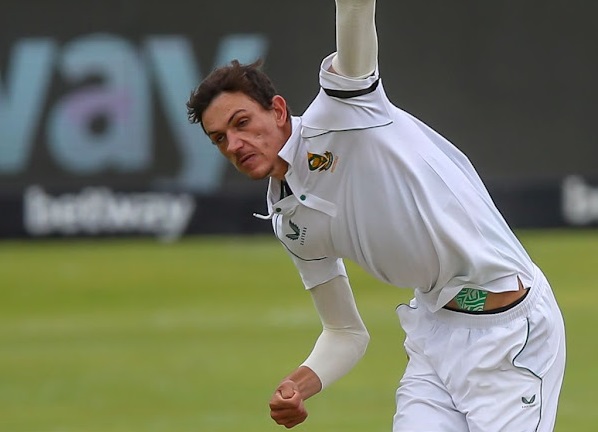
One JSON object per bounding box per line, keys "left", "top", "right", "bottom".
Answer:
{"left": 261, "top": 53, "right": 534, "bottom": 313}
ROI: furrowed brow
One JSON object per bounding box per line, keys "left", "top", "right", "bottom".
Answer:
{"left": 206, "top": 109, "right": 247, "bottom": 136}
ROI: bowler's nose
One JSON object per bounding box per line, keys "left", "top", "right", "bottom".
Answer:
{"left": 225, "top": 130, "right": 244, "bottom": 153}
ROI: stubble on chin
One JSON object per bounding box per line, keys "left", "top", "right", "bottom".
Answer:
{"left": 237, "top": 162, "right": 271, "bottom": 181}
{"left": 247, "top": 167, "right": 271, "bottom": 181}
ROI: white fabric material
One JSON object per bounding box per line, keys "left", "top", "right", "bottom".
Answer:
{"left": 393, "top": 265, "right": 566, "bottom": 432}
{"left": 266, "top": 53, "right": 535, "bottom": 313}
{"left": 300, "top": 276, "right": 370, "bottom": 389}
{"left": 332, "top": 0, "right": 378, "bottom": 78}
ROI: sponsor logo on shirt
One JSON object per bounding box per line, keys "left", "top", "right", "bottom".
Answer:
{"left": 521, "top": 394, "right": 537, "bottom": 408}
{"left": 286, "top": 219, "right": 307, "bottom": 245}
{"left": 307, "top": 151, "right": 337, "bottom": 172}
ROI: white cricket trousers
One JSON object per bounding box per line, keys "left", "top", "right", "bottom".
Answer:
{"left": 394, "top": 265, "right": 566, "bottom": 432}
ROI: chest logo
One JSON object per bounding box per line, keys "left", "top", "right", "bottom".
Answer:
{"left": 286, "top": 220, "right": 300, "bottom": 240}
{"left": 285, "top": 219, "right": 307, "bottom": 245}
{"left": 308, "top": 151, "right": 337, "bottom": 172}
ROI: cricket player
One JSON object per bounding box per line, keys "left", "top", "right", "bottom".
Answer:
{"left": 187, "top": 0, "right": 566, "bottom": 430}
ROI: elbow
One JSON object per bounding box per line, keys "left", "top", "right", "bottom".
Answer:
{"left": 354, "top": 327, "right": 370, "bottom": 358}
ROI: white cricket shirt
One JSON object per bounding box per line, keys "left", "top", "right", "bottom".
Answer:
{"left": 260, "top": 53, "right": 535, "bottom": 313}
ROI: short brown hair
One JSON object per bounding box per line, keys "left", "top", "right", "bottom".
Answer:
{"left": 186, "top": 59, "right": 290, "bottom": 132}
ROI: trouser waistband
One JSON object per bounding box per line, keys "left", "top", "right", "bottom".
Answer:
{"left": 428, "top": 265, "right": 547, "bottom": 328}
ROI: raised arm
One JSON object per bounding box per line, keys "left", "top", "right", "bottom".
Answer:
{"left": 331, "top": 0, "right": 378, "bottom": 78}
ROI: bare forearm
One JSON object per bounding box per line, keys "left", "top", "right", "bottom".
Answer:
{"left": 269, "top": 367, "right": 320, "bottom": 428}
{"left": 282, "top": 365, "right": 322, "bottom": 400}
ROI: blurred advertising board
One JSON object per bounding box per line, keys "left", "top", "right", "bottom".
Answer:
{"left": 1, "top": 1, "right": 596, "bottom": 238}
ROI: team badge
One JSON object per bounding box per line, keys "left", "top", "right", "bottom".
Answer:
{"left": 307, "top": 151, "right": 337, "bottom": 172}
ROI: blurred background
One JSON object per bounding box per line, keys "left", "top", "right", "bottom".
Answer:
{"left": 1, "top": 1, "right": 597, "bottom": 431}
{"left": 1, "top": 0, "right": 597, "bottom": 236}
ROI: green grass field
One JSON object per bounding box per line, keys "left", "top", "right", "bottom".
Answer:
{"left": 0, "top": 230, "right": 596, "bottom": 432}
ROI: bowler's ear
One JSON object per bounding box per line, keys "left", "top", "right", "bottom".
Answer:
{"left": 271, "top": 95, "right": 288, "bottom": 126}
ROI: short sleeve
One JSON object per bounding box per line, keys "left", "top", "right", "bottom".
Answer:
{"left": 287, "top": 253, "right": 347, "bottom": 290}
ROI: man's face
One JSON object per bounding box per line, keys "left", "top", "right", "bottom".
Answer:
{"left": 202, "top": 91, "right": 290, "bottom": 180}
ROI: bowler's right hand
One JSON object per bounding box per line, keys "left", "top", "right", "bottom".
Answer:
{"left": 269, "top": 380, "right": 308, "bottom": 428}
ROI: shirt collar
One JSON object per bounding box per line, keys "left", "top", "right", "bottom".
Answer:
{"left": 278, "top": 116, "right": 303, "bottom": 166}
{"left": 263, "top": 116, "right": 302, "bottom": 212}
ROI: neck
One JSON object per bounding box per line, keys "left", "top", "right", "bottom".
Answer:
{"left": 271, "top": 159, "right": 289, "bottom": 180}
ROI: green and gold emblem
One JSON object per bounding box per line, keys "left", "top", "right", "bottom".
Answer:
{"left": 307, "top": 151, "right": 336, "bottom": 172}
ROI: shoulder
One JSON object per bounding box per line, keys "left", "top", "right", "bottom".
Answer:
{"left": 301, "top": 53, "right": 393, "bottom": 133}
{"left": 319, "top": 53, "right": 379, "bottom": 96}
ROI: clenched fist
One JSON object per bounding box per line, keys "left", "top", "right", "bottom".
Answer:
{"left": 269, "top": 380, "right": 308, "bottom": 428}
